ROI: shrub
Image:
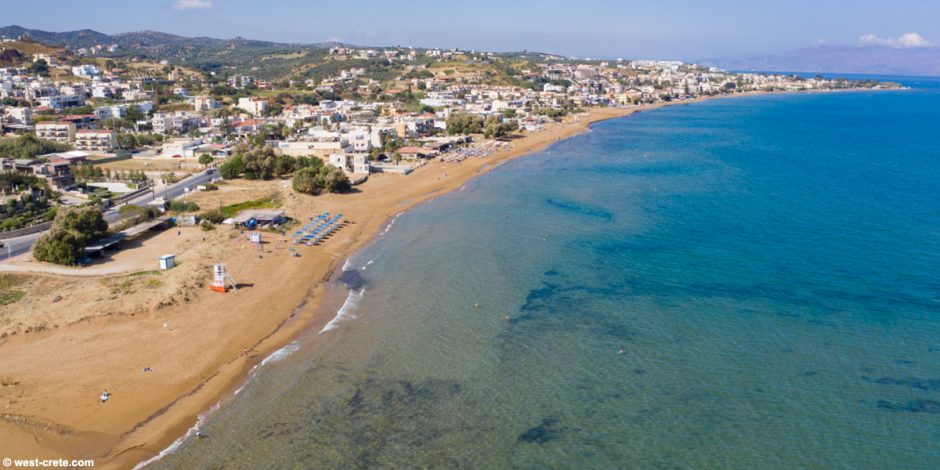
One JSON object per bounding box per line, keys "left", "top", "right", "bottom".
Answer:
{"left": 292, "top": 167, "right": 322, "bottom": 195}
{"left": 200, "top": 209, "right": 225, "bottom": 224}
{"left": 169, "top": 200, "right": 200, "bottom": 212}
{"left": 292, "top": 165, "right": 350, "bottom": 195}
{"left": 219, "top": 197, "right": 280, "bottom": 218}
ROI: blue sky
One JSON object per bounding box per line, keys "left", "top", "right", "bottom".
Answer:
{"left": 5, "top": 0, "right": 939, "bottom": 59}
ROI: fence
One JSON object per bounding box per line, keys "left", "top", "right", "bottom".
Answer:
{"left": 0, "top": 220, "right": 53, "bottom": 240}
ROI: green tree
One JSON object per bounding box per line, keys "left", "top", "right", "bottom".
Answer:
{"left": 0, "top": 133, "right": 70, "bottom": 159}
{"left": 292, "top": 167, "right": 323, "bottom": 195}
{"left": 198, "top": 153, "right": 214, "bottom": 168}
{"left": 219, "top": 154, "right": 244, "bottom": 179}
{"left": 323, "top": 166, "right": 351, "bottom": 193}
{"left": 33, "top": 206, "right": 108, "bottom": 265}
{"left": 446, "top": 111, "right": 484, "bottom": 135}
{"left": 33, "top": 228, "right": 84, "bottom": 265}
{"left": 116, "top": 133, "right": 138, "bottom": 150}
{"left": 31, "top": 59, "right": 49, "bottom": 76}
{"left": 124, "top": 104, "right": 146, "bottom": 122}
{"left": 274, "top": 154, "right": 295, "bottom": 176}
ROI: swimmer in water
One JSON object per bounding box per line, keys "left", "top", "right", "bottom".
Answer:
{"left": 618, "top": 347, "right": 625, "bottom": 354}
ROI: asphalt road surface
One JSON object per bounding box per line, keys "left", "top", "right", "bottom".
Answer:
{"left": 1, "top": 169, "right": 216, "bottom": 259}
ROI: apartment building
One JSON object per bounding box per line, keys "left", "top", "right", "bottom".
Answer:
{"left": 194, "top": 96, "right": 220, "bottom": 112}
{"left": 237, "top": 97, "right": 269, "bottom": 116}
{"left": 75, "top": 129, "right": 116, "bottom": 152}
{"left": 35, "top": 121, "right": 76, "bottom": 144}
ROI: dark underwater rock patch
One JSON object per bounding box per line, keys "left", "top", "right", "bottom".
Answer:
{"left": 546, "top": 198, "right": 614, "bottom": 222}
{"left": 518, "top": 416, "right": 566, "bottom": 444}
{"left": 877, "top": 399, "right": 940, "bottom": 414}
{"left": 864, "top": 376, "right": 940, "bottom": 392}
{"left": 339, "top": 269, "right": 367, "bottom": 290}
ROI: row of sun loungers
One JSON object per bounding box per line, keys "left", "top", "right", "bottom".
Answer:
{"left": 293, "top": 213, "right": 344, "bottom": 245}
{"left": 292, "top": 213, "right": 330, "bottom": 240}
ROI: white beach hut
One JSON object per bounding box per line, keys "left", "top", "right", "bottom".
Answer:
{"left": 158, "top": 254, "right": 176, "bottom": 270}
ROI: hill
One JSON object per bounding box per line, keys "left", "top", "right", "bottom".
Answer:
{"left": 0, "top": 48, "right": 25, "bottom": 66}
{"left": 0, "top": 25, "right": 605, "bottom": 86}
{"left": 0, "top": 25, "right": 111, "bottom": 49}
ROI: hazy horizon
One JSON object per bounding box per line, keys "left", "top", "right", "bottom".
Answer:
{"left": 4, "top": 0, "right": 940, "bottom": 61}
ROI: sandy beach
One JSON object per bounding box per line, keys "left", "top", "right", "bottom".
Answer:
{"left": 0, "top": 104, "right": 648, "bottom": 468}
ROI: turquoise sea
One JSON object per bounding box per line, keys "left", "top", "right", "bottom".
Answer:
{"left": 155, "top": 78, "right": 940, "bottom": 469}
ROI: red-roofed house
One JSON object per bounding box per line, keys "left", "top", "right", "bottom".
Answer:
{"left": 232, "top": 119, "right": 262, "bottom": 135}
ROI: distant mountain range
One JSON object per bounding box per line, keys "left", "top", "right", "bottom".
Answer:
{"left": 703, "top": 45, "right": 940, "bottom": 77}
{"left": 0, "top": 25, "right": 346, "bottom": 79}
{"left": 4, "top": 25, "right": 937, "bottom": 78}
{"left": 0, "top": 24, "right": 298, "bottom": 50}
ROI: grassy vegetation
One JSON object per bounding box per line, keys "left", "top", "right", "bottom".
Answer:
{"left": 168, "top": 200, "right": 200, "bottom": 212}
{"left": 128, "top": 270, "right": 161, "bottom": 277}
{"left": 220, "top": 197, "right": 281, "bottom": 218}
{"left": 0, "top": 274, "right": 26, "bottom": 306}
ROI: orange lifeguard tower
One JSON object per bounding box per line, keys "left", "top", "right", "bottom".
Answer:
{"left": 209, "top": 263, "right": 238, "bottom": 293}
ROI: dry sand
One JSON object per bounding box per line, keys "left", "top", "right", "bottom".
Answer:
{"left": 0, "top": 105, "right": 657, "bottom": 468}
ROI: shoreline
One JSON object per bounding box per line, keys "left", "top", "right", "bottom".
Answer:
{"left": 0, "top": 88, "right": 892, "bottom": 469}
{"left": 119, "top": 105, "right": 641, "bottom": 468}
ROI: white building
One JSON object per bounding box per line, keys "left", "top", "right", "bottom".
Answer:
{"left": 95, "top": 101, "right": 153, "bottom": 120}
{"left": 35, "top": 121, "right": 75, "bottom": 143}
{"left": 152, "top": 112, "right": 202, "bottom": 134}
{"left": 193, "top": 96, "right": 219, "bottom": 112}
{"left": 75, "top": 130, "right": 116, "bottom": 152}
{"left": 71, "top": 65, "right": 102, "bottom": 78}
{"left": 37, "top": 94, "right": 85, "bottom": 110}
{"left": 3, "top": 106, "right": 32, "bottom": 125}
{"left": 162, "top": 138, "right": 204, "bottom": 158}
{"left": 237, "top": 97, "right": 268, "bottom": 116}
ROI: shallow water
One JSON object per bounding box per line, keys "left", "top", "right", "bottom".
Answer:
{"left": 156, "top": 78, "right": 940, "bottom": 469}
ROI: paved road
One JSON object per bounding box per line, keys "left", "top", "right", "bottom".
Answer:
{"left": 2, "top": 169, "right": 216, "bottom": 259}
{"left": 107, "top": 169, "right": 215, "bottom": 220}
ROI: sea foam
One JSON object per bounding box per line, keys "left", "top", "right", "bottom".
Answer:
{"left": 320, "top": 288, "right": 365, "bottom": 333}
{"left": 133, "top": 341, "right": 301, "bottom": 469}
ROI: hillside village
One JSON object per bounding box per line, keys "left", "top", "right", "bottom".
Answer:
{"left": 0, "top": 31, "right": 897, "bottom": 270}
{"left": 1, "top": 33, "right": 895, "bottom": 186}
